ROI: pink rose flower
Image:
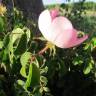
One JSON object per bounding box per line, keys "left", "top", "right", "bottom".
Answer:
{"left": 38, "top": 9, "right": 88, "bottom": 48}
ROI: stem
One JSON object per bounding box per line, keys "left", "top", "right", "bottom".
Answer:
{"left": 30, "top": 46, "right": 49, "bottom": 63}
{"left": 38, "top": 46, "right": 49, "bottom": 55}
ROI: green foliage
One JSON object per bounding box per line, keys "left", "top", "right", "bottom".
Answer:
{"left": 0, "top": 17, "right": 4, "bottom": 32}
{"left": 0, "top": 1, "right": 96, "bottom": 96}
{"left": 25, "top": 63, "right": 40, "bottom": 89}
{"left": 20, "top": 52, "right": 32, "bottom": 77}
{"left": 83, "top": 2, "right": 96, "bottom": 10}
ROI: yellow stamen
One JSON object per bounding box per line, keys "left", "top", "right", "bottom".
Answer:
{"left": 0, "top": 4, "right": 7, "bottom": 16}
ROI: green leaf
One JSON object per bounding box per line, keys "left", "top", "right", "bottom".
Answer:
{"left": 40, "top": 66, "right": 48, "bottom": 74}
{"left": 1, "top": 48, "right": 9, "bottom": 62}
{"left": 8, "top": 35, "right": 14, "bottom": 64}
{"left": 0, "top": 41, "right": 3, "bottom": 49}
{"left": 17, "top": 80, "right": 25, "bottom": 86}
{"left": 20, "top": 53, "right": 40, "bottom": 89}
{"left": 83, "top": 62, "right": 92, "bottom": 74}
{"left": 25, "top": 63, "right": 40, "bottom": 89}
{"left": 73, "top": 56, "right": 83, "bottom": 66}
{"left": 92, "top": 38, "right": 96, "bottom": 47}
{"left": 30, "top": 63, "right": 40, "bottom": 86}
{"left": 3, "top": 33, "right": 10, "bottom": 48}
{"left": 25, "top": 64, "right": 32, "bottom": 89}
{"left": 11, "top": 27, "right": 31, "bottom": 44}
{"left": 20, "top": 52, "right": 32, "bottom": 78}
{"left": 43, "top": 87, "right": 50, "bottom": 92}
{"left": 0, "top": 17, "right": 4, "bottom": 32}
{"left": 20, "top": 52, "right": 32, "bottom": 66}
{"left": 20, "top": 66, "right": 27, "bottom": 78}
{"left": 23, "top": 27, "right": 31, "bottom": 42}
{"left": 14, "top": 33, "right": 27, "bottom": 55}
{"left": 40, "top": 76, "right": 48, "bottom": 86}
{"left": 11, "top": 28, "right": 24, "bottom": 44}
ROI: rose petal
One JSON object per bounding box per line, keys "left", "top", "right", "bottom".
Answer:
{"left": 50, "top": 9, "right": 59, "bottom": 20}
{"left": 53, "top": 29, "right": 77, "bottom": 48}
{"left": 66, "top": 35, "right": 88, "bottom": 48}
{"left": 38, "top": 10, "right": 52, "bottom": 40}
{"left": 52, "top": 16, "right": 73, "bottom": 30}
{"left": 50, "top": 16, "right": 75, "bottom": 44}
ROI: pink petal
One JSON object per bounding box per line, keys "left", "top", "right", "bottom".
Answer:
{"left": 50, "top": 9, "right": 59, "bottom": 20}
{"left": 50, "top": 16, "right": 75, "bottom": 44}
{"left": 38, "top": 10, "right": 52, "bottom": 40}
{"left": 66, "top": 35, "right": 88, "bottom": 48}
{"left": 52, "top": 16, "right": 73, "bottom": 31}
{"left": 53, "top": 29, "right": 77, "bottom": 48}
